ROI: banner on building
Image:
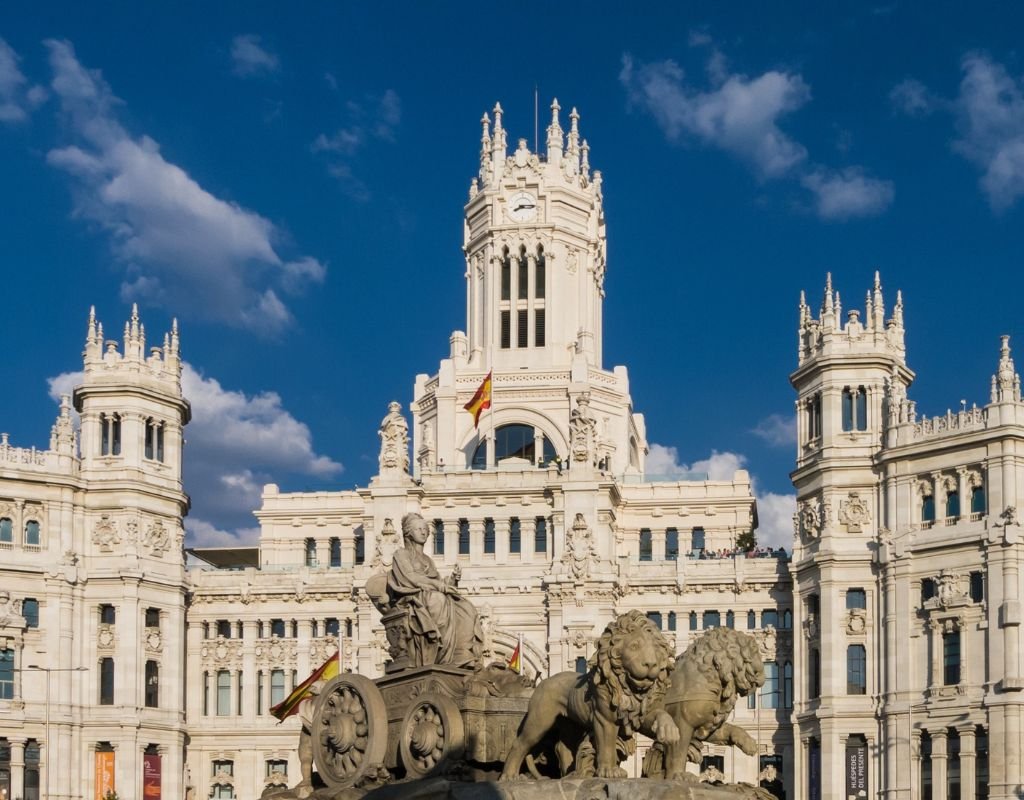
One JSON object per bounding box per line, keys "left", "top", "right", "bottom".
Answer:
{"left": 846, "top": 739, "right": 868, "bottom": 799}
{"left": 94, "top": 751, "right": 115, "bottom": 800}
{"left": 143, "top": 753, "right": 161, "bottom": 798}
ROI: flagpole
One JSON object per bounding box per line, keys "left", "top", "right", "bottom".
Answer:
{"left": 490, "top": 368, "right": 496, "bottom": 469}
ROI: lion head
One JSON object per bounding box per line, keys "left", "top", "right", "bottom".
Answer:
{"left": 683, "top": 627, "right": 764, "bottom": 717}
{"left": 590, "top": 610, "right": 675, "bottom": 734}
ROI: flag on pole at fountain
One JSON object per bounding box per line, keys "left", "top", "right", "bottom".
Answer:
{"left": 507, "top": 634, "right": 523, "bottom": 673}
{"left": 271, "top": 649, "right": 340, "bottom": 721}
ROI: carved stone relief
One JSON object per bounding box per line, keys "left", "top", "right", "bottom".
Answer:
{"left": 92, "top": 515, "right": 120, "bottom": 552}
{"left": 839, "top": 492, "right": 871, "bottom": 533}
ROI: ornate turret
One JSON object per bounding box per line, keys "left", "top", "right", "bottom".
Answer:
{"left": 991, "top": 335, "right": 1021, "bottom": 404}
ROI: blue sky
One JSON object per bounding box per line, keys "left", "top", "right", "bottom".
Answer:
{"left": 2, "top": 3, "right": 1024, "bottom": 547}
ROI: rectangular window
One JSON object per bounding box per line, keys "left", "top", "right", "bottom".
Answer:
{"left": 970, "top": 571, "right": 985, "bottom": 603}
{"left": 922, "top": 495, "right": 936, "bottom": 523}
{"left": 484, "top": 518, "right": 495, "bottom": 554}
{"left": 534, "top": 517, "right": 547, "bottom": 553}
{"left": 856, "top": 388, "right": 868, "bottom": 431}
{"left": 329, "top": 537, "right": 341, "bottom": 567}
{"left": 0, "top": 517, "right": 11, "bottom": 542}
{"left": 639, "top": 529, "right": 652, "bottom": 562}
{"left": 842, "top": 389, "right": 854, "bottom": 432}
{"left": 847, "top": 644, "right": 867, "bottom": 694}
{"left": 305, "top": 537, "right": 317, "bottom": 567}
{"left": 145, "top": 660, "right": 159, "bottom": 708}
{"left": 761, "top": 609, "right": 779, "bottom": 629}
{"left": 216, "top": 670, "right": 231, "bottom": 716}
{"left": 971, "top": 486, "right": 987, "bottom": 515}
{"left": 203, "top": 672, "right": 210, "bottom": 715}
{"left": 535, "top": 254, "right": 545, "bottom": 298}
{"left": 762, "top": 661, "right": 780, "bottom": 708}
{"left": 703, "top": 610, "right": 721, "bottom": 629}
{"left": 783, "top": 661, "right": 794, "bottom": 709}
{"left": 270, "top": 667, "right": 286, "bottom": 704}
{"left": 325, "top": 618, "right": 340, "bottom": 637}
{"left": 517, "top": 309, "right": 528, "bottom": 348}
{"left": 267, "top": 759, "right": 288, "bottom": 778}
{"left": 156, "top": 424, "right": 165, "bottom": 462}
{"left": 691, "top": 527, "right": 706, "bottom": 553}
{"left": 747, "top": 610, "right": 757, "bottom": 629}
{"left": 354, "top": 531, "right": 365, "bottom": 564}
{"left": 946, "top": 490, "right": 961, "bottom": 519}
{"left": 518, "top": 254, "right": 529, "bottom": 300}
{"left": 501, "top": 257, "right": 511, "bottom": 301}
{"left": 689, "top": 612, "right": 698, "bottom": 631}
{"left": 500, "top": 310, "right": 511, "bottom": 349}
{"left": 0, "top": 648, "right": 13, "bottom": 700}
{"left": 846, "top": 588, "right": 867, "bottom": 610}
{"left": 458, "top": 519, "right": 470, "bottom": 555}
{"left": 433, "top": 520, "right": 445, "bottom": 555}
{"left": 646, "top": 611, "right": 663, "bottom": 629}
{"left": 145, "top": 607, "right": 160, "bottom": 628}
{"left": 509, "top": 517, "right": 521, "bottom": 554}
{"left": 270, "top": 619, "right": 285, "bottom": 638}
{"left": 23, "top": 598, "right": 39, "bottom": 629}
{"left": 100, "top": 657, "right": 115, "bottom": 705}
{"left": 99, "top": 604, "right": 116, "bottom": 625}
{"left": 921, "top": 579, "right": 937, "bottom": 603}
{"left": 665, "top": 528, "right": 678, "bottom": 561}
{"left": 534, "top": 308, "right": 545, "bottom": 348}
{"left": 943, "top": 630, "right": 961, "bottom": 685}
{"left": 212, "top": 759, "right": 234, "bottom": 777}
{"left": 237, "top": 671, "right": 243, "bottom": 716}
{"left": 668, "top": 611, "right": 677, "bottom": 631}
{"left": 809, "top": 648, "right": 821, "bottom": 699}
{"left": 216, "top": 620, "right": 231, "bottom": 639}
{"left": 24, "top": 520, "right": 40, "bottom": 546}
{"left": 257, "top": 671, "right": 265, "bottom": 715}
{"left": 575, "top": 656, "right": 588, "bottom": 674}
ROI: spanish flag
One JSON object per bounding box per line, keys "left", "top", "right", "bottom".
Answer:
{"left": 507, "top": 638, "right": 522, "bottom": 673}
{"left": 270, "top": 649, "right": 340, "bottom": 721}
{"left": 463, "top": 371, "right": 493, "bottom": 428}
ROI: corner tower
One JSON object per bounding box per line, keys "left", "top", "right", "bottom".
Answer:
{"left": 789, "top": 273, "right": 911, "bottom": 796}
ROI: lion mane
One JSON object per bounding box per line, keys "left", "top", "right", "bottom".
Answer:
{"left": 677, "top": 627, "right": 764, "bottom": 736}
{"left": 589, "top": 609, "right": 676, "bottom": 737}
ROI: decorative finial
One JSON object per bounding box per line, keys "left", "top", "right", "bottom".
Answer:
{"left": 874, "top": 270, "right": 881, "bottom": 290}
{"left": 581, "top": 139, "right": 590, "bottom": 175}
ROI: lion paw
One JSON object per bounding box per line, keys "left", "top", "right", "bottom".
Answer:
{"left": 596, "top": 766, "right": 628, "bottom": 779}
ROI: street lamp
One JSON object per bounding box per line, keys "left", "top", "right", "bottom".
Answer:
{"left": 25, "top": 665, "right": 87, "bottom": 800}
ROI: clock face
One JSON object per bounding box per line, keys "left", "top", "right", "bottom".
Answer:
{"left": 508, "top": 191, "right": 537, "bottom": 222}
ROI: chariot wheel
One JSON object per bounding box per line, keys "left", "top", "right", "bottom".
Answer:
{"left": 399, "top": 692, "right": 465, "bottom": 778}
{"left": 311, "top": 674, "right": 388, "bottom": 789}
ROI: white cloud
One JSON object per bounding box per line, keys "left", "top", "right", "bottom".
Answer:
{"left": 312, "top": 89, "right": 402, "bottom": 198}
{"left": 43, "top": 39, "right": 324, "bottom": 333}
{"left": 801, "top": 167, "right": 895, "bottom": 219}
{"left": 646, "top": 444, "right": 747, "bottom": 480}
{"left": 755, "top": 492, "right": 797, "bottom": 550}
{"left": 890, "top": 78, "right": 936, "bottom": 116}
{"left": 186, "top": 518, "right": 261, "bottom": 548}
{"left": 230, "top": 34, "right": 280, "bottom": 77}
{"left": 620, "top": 53, "right": 810, "bottom": 178}
{"left": 0, "top": 38, "right": 46, "bottom": 122}
{"left": 953, "top": 54, "right": 1024, "bottom": 210}
{"left": 751, "top": 414, "right": 796, "bottom": 447}
{"left": 646, "top": 443, "right": 794, "bottom": 549}
{"left": 47, "top": 360, "right": 341, "bottom": 545}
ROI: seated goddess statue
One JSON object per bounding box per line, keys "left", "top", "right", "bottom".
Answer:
{"left": 368, "top": 512, "right": 483, "bottom": 669}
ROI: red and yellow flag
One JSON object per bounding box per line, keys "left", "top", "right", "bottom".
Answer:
{"left": 507, "top": 640, "right": 522, "bottom": 673}
{"left": 270, "top": 649, "right": 339, "bottom": 721}
{"left": 464, "top": 371, "right": 493, "bottom": 428}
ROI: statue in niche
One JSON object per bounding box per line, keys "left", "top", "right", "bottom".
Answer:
{"left": 569, "top": 393, "right": 597, "bottom": 466}
{"left": 562, "top": 513, "right": 598, "bottom": 580}
{"left": 366, "top": 513, "right": 482, "bottom": 669}
{"left": 378, "top": 401, "right": 410, "bottom": 474}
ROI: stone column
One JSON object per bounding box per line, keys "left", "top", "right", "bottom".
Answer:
{"left": 929, "top": 620, "right": 942, "bottom": 689}
{"left": 959, "top": 726, "right": 976, "bottom": 800}
{"left": 470, "top": 520, "right": 484, "bottom": 566}
{"left": 932, "top": 729, "right": 948, "bottom": 800}
{"left": 522, "top": 517, "right": 536, "bottom": 564}
{"left": 496, "top": 518, "right": 510, "bottom": 565}
{"left": 9, "top": 737, "right": 25, "bottom": 799}
{"left": 956, "top": 468, "right": 970, "bottom": 521}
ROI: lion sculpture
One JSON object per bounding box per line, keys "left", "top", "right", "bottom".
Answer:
{"left": 500, "top": 610, "right": 679, "bottom": 780}
{"left": 642, "top": 627, "right": 765, "bottom": 780}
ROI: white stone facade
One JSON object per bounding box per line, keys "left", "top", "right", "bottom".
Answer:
{"left": 5, "top": 101, "right": 1019, "bottom": 800}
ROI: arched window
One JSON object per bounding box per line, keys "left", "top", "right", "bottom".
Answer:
{"left": 725, "top": 610, "right": 735, "bottom": 629}
{"left": 500, "top": 247, "right": 511, "bottom": 301}
{"left": 689, "top": 611, "right": 698, "bottom": 631}
{"left": 100, "top": 413, "right": 121, "bottom": 456}
{"left": 432, "top": 522, "right": 444, "bottom": 556}
{"left": 304, "top": 538, "right": 317, "bottom": 567}
{"left": 0, "top": 517, "right": 11, "bottom": 543}
{"left": 646, "top": 611, "right": 663, "bottom": 630}
{"left": 842, "top": 387, "right": 868, "bottom": 431}
{"left": 971, "top": 484, "right": 986, "bottom": 515}
{"left": 534, "top": 244, "right": 545, "bottom": 300}
{"left": 667, "top": 611, "right": 677, "bottom": 631}
{"left": 747, "top": 610, "right": 757, "bottom": 629}
{"left": 782, "top": 609, "right": 793, "bottom": 629}
{"left": 24, "top": 520, "right": 40, "bottom": 546}
{"left": 458, "top": 519, "right": 470, "bottom": 555}
{"left": 472, "top": 423, "right": 557, "bottom": 469}
{"left": 330, "top": 537, "right": 342, "bottom": 567}
{"left": 575, "top": 656, "right": 588, "bottom": 674}
{"left": 946, "top": 488, "right": 960, "bottom": 519}
{"left": 783, "top": 661, "right": 794, "bottom": 708}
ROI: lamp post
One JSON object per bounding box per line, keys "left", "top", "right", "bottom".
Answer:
{"left": 25, "top": 665, "right": 87, "bottom": 800}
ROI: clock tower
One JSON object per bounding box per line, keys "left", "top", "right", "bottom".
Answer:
{"left": 411, "top": 100, "right": 645, "bottom": 476}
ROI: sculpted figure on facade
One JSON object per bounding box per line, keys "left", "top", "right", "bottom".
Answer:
{"left": 378, "top": 401, "right": 410, "bottom": 475}
{"left": 562, "top": 512, "right": 599, "bottom": 580}
{"left": 569, "top": 392, "right": 598, "bottom": 466}
{"left": 642, "top": 627, "right": 765, "bottom": 781}
{"left": 500, "top": 610, "right": 679, "bottom": 781}
{"left": 366, "top": 512, "right": 482, "bottom": 669}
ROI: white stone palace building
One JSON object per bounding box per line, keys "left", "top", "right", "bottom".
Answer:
{"left": 0, "top": 101, "right": 1020, "bottom": 800}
